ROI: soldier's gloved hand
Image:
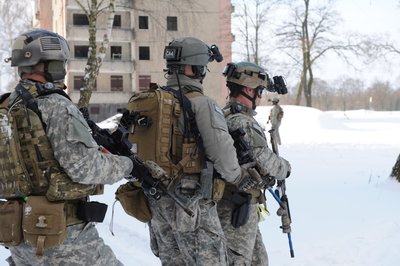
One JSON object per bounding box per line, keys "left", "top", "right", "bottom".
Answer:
{"left": 237, "top": 162, "right": 262, "bottom": 191}
{"left": 265, "top": 176, "right": 276, "bottom": 187}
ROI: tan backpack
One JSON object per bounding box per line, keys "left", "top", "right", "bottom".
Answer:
{"left": 125, "top": 86, "right": 202, "bottom": 178}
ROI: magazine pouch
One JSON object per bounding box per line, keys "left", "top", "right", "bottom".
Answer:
{"left": 0, "top": 200, "right": 23, "bottom": 246}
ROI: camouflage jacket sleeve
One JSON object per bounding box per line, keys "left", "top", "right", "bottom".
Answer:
{"left": 37, "top": 94, "right": 133, "bottom": 185}
{"left": 226, "top": 112, "right": 290, "bottom": 180}
{"left": 189, "top": 95, "right": 241, "bottom": 184}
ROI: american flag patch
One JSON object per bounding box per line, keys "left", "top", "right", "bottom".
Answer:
{"left": 40, "top": 37, "right": 61, "bottom": 50}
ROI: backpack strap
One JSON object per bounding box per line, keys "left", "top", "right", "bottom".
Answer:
{"left": 0, "top": 93, "right": 11, "bottom": 106}
{"left": 16, "top": 84, "right": 42, "bottom": 119}
{"left": 161, "top": 86, "right": 200, "bottom": 139}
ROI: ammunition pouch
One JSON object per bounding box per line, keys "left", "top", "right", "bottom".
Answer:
{"left": 22, "top": 196, "right": 67, "bottom": 257}
{"left": 0, "top": 200, "right": 23, "bottom": 246}
{"left": 45, "top": 171, "right": 97, "bottom": 201}
{"left": 76, "top": 201, "right": 108, "bottom": 223}
{"left": 212, "top": 178, "right": 226, "bottom": 201}
{"left": 230, "top": 191, "right": 252, "bottom": 228}
{"left": 115, "top": 182, "right": 152, "bottom": 223}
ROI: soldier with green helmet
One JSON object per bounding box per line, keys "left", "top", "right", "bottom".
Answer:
{"left": 220, "top": 61, "right": 292, "bottom": 265}
{"left": 0, "top": 29, "right": 133, "bottom": 265}
{"left": 146, "top": 37, "right": 257, "bottom": 265}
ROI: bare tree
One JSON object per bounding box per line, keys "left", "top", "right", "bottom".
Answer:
{"left": 276, "top": 0, "right": 364, "bottom": 107}
{"left": 74, "top": 0, "right": 115, "bottom": 108}
{"left": 232, "top": 0, "right": 278, "bottom": 65}
{"left": 0, "top": 0, "right": 32, "bottom": 93}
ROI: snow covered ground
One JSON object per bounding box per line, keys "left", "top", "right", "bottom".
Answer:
{"left": 1, "top": 105, "right": 399, "bottom": 266}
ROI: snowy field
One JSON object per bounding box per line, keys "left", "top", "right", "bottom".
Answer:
{"left": 1, "top": 105, "right": 399, "bottom": 266}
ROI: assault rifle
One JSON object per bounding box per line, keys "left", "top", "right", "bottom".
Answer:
{"left": 79, "top": 108, "right": 194, "bottom": 217}
{"left": 229, "top": 127, "right": 294, "bottom": 258}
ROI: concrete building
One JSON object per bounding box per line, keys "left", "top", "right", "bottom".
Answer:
{"left": 33, "top": 0, "right": 233, "bottom": 121}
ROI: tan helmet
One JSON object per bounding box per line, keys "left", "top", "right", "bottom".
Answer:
{"left": 272, "top": 97, "right": 279, "bottom": 104}
{"left": 223, "top": 62, "right": 270, "bottom": 89}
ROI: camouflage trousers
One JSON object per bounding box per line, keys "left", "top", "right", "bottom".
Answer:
{"left": 148, "top": 195, "right": 228, "bottom": 266}
{"left": 217, "top": 200, "right": 268, "bottom": 266}
{"left": 6, "top": 222, "right": 123, "bottom": 266}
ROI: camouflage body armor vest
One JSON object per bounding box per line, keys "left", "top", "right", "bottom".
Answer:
{"left": 0, "top": 83, "right": 97, "bottom": 201}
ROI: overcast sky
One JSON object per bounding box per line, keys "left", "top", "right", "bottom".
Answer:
{"left": 318, "top": 0, "right": 400, "bottom": 85}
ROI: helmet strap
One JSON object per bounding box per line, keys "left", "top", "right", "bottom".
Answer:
{"left": 239, "top": 89, "right": 257, "bottom": 110}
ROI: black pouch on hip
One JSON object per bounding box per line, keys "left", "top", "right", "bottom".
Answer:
{"left": 77, "top": 201, "right": 108, "bottom": 223}
{"left": 231, "top": 191, "right": 252, "bottom": 228}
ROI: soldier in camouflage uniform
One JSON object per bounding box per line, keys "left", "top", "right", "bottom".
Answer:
{"left": 219, "top": 62, "right": 292, "bottom": 265}
{"left": 1, "top": 30, "right": 133, "bottom": 265}
{"left": 268, "top": 98, "right": 283, "bottom": 145}
{"left": 147, "top": 37, "right": 257, "bottom": 266}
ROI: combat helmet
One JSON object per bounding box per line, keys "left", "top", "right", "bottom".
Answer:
{"left": 163, "top": 36, "right": 223, "bottom": 80}
{"left": 272, "top": 97, "right": 279, "bottom": 104}
{"left": 223, "top": 62, "right": 270, "bottom": 89}
{"left": 7, "top": 29, "right": 70, "bottom": 82}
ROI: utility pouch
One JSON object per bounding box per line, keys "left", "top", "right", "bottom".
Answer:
{"left": 231, "top": 191, "right": 252, "bottom": 228}
{"left": 115, "top": 182, "right": 152, "bottom": 223}
{"left": 46, "top": 171, "right": 97, "bottom": 201}
{"left": 22, "top": 196, "right": 67, "bottom": 257}
{"left": 200, "top": 161, "right": 214, "bottom": 199}
{"left": 212, "top": 178, "right": 226, "bottom": 202}
{"left": 77, "top": 201, "right": 108, "bottom": 223}
{"left": 0, "top": 200, "right": 23, "bottom": 246}
{"left": 181, "top": 142, "right": 202, "bottom": 174}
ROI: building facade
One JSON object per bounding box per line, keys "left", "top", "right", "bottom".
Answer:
{"left": 33, "top": 0, "right": 233, "bottom": 121}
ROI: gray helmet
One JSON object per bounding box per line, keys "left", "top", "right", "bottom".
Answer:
{"left": 223, "top": 62, "right": 270, "bottom": 89}
{"left": 8, "top": 29, "right": 70, "bottom": 81}
{"left": 10, "top": 29, "right": 70, "bottom": 67}
{"left": 164, "top": 36, "right": 223, "bottom": 66}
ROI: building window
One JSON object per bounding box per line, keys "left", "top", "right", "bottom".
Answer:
{"left": 73, "top": 14, "right": 89, "bottom": 26}
{"left": 111, "top": 75, "right": 123, "bottom": 91}
{"left": 139, "top": 46, "right": 150, "bottom": 60}
{"left": 111, "top": 46, "right": 122, "bottom": 60}
{"left": 74, "top": 76, "right": 83, "bottom": 91}
{"left": 167, "top": 16, "right": 177, "bottom": 31}
{"left": 90, "top": 105, "right": 100, "bottom": 115}
{"left": 73, "top": 75, "right": 96, "bottom": 91}
{"left": 139, "top": 75, "right": 151, "bottom": 91}
{"left": 138, "top": 16, "right": 148, "bottom": 29}
{"left": 74, "top": 45, "right": 89, "bottom": 58}
{"left": 113, "top": 15, "right": 121, "bottom": 28}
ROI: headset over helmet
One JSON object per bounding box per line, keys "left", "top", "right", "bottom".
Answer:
{"left": 8, "top": 29, "right": 70, "bottom": 82}
{"left": 163, "top": 36, "right": 223, "bottom": 80}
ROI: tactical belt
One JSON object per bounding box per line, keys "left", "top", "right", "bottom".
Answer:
{"left": 65, "top": 199, "right": 108, "bottom": 226}
{"left": 222, "top": 183, "right": 262, "bottom": 204}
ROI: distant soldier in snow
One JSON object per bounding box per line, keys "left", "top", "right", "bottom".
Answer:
{"left": 268, "top": 97, "right": 284, "bottom": 145}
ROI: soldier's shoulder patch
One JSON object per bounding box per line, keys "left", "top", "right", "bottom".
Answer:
{"left": 213, "top": 104, "right": 224, "bottom": 117}
{"left": 250, "top": 122, "right": 265, "bottom": 135}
